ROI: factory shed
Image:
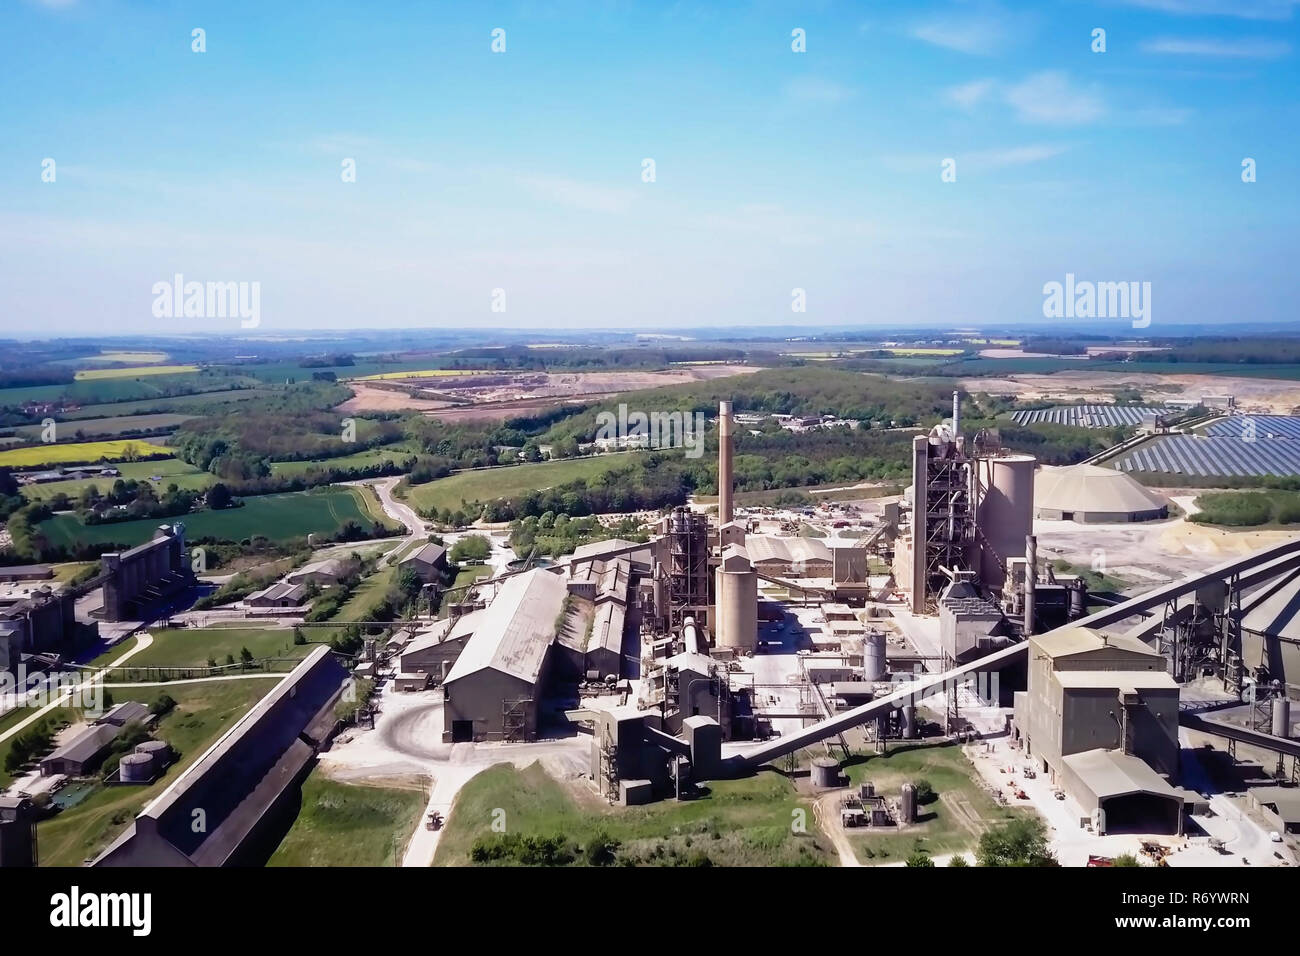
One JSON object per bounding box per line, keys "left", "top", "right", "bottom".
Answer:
{"left": 94, "top": 647, "right": 348, "bottom": 867}
{"left": 744, "top": 536, "right": 832, "bottom": 575}
{"left": 40, "top": 702, "right": 152, "bottom": 776}
{"left": 245, "top": 582, "right": 309, "bottom": 608}
{"left": 1061, "top": 749, "right": 1184, "bottom": 835}
{"left": 1239, "top": 569, "right": 1300, "bottom": 684}
{"left": 442, "top": 569, "right": 568, "bottom": 742}
{"left": 399, "top": 543, "right": 448, "bottom": 583}
{"left": 287, "top": 557, "right": 348, "bottom": 586}
{"left": 1034, "top": 464, "right": 1167, "bottom": 522}
{"left": 587, "top": 600, "right": 626, "bottom": 679}
{"left": 1247, "top": 786, "right": 1300, "bottom": 834}
{"left": 399, "top": 609, "right": 483, "bottom": 682}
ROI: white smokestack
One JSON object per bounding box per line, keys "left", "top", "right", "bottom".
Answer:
{"left": 952, "top": 389, "right": 960, "bottom": 440}
{"left": 718, "top": 401, "right": 734, "bottom": 525}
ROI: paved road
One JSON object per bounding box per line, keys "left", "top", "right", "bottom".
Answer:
{"left": 359, "top": 477, "right": 426, "bottom": 566}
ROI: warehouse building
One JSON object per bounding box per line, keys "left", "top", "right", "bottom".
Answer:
{"left": 442, "top": 569, "right": 568, "bottom": 743}
{"left": 1238, "top": 569, "right": 1300, "bottom": 685}
{"left": 40, "top": 701, "right": 152, "bottom": 777}
{"left": 742, "top": 535, "right": 832, "bottom": 577}
{"left": 94, "top": 647, "right": 348, "bottom": 867}
{"left": 1014, "top": 627, "right": 1183, "bottom": 834}
{"left": 399, "top": 609, "right": 483, "bottom": 684}
{"left": 1034, "top": 464, "right": 1168, "bottom": 523}
{"left": 399, "top": 542, "right": 449, "bottom": 584}
{"left": 287, "top": 557, "right": 351, "bottom": 586}
{"left": 245, "top": 582, "right": 309, "bottom": 609}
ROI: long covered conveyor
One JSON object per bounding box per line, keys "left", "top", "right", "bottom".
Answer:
{"left": 733, "top": 538, "right": 1300, "bottom": 768}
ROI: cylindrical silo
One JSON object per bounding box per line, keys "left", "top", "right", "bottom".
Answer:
{"left": 135, "top": 739, "right": 172, "bottom": 766}
{"left": 1273, "top": 697, "right": 1292, "bottom": 738}
{"left": 810, "top": 757, "right": 839, "bottom": 788}
{"left": 864, "top": 630, "right": 887, "bottom": 681}
{"left": 901, "top": 704, "right": 918, "bottom": 739}
{"left": 899, "top": 783, "right": 917, "bottom": 823}
{"left": 974, "top": 455, "right": 1037, "bottom": 593}
{"left": 715, "top": 567, "right": 757, "bottom": 653}
{"left": 120, "top": 752, "right": 154, "bottom": 783}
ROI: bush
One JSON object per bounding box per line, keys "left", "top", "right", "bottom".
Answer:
{"left": 905, "top": 851, "right": 935, "bottom": 867}
{"left": 912, "top": 779, "right": 936, "bottom": 805}
{"left": 151, "top": 693, "right": 177, "bottom": 716}
{"left": 450, "top": 534, "right": 492, "bottom": 563}
{"left": 977, "top": 817, "right": 1059, "bottom": 867}
{"left": 583, "top": 830, "right": 620, "bottom": 867}
{"left": 948, "top": 854, "right": 969, "bottom": 867}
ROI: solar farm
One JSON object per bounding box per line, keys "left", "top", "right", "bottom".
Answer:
{"left": 1010, "top": 405, "right": 1164, "bottom": 428}
{"left": 1204, "top": 415, "right": 1300, "bottom": 441}
{"left": 1114, "top": 430, "right": 1300, "bottom": 478}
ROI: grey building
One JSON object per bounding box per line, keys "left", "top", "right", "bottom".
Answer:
{"left": 94, "top": 647, "right": 348, "bottom": 867}
{"left": 0, "top": 796, "right": 37, "bottom": 868}
{"left": 442, "top": 569, "right": 567, "bottom": 742}
{"left": 0, "top": 586, "right": 82, "bottom": 675}
{"left": 399, "top": 542, "right": 448, "bottom": 584}
{"left": 99, "top": 524, "right": 194, "bottom": 622}
{"left": 245, "top": 582, "right": 309, "bottom": 608}
{"left": 40, "top": 701, "right": 152, "bottom": 777}
{"left": 1015, "top": 626, "right": 1183, "bottom": 834}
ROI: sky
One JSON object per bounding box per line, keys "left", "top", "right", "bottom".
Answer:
{"left": 2, "top": 0, "right": 1298, "bottom": 337}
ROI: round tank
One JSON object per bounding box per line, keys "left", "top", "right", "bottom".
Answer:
{"left": 120, "top": 752, "right": 154, "bottom": 783}
{"left": 715, "top": 568, "right": 757, "bottom": 653}
{"left": 864, "top": 630, "right": 887, "bottom": 681}
{"left": 1273, "top": 697, "right": 1292, "bottom": 739}
{"left": 974, "top": 455, "right": 1036, "bottom": 592}
{"left": 810, "top": 758, "right": 840, "bottom": 788}
{"left": 901, "top": 704, "right": 918, "bottom": 739}
{"left": 899, "top": 783, "right": 917, "bottom": 823}
{"left": 135, "top": 739, "right": 171, "bottom": 760}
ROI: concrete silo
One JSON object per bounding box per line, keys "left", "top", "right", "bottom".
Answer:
{"left": 715, "top": 546, "right": 757, "bottom": 654}
{"left": 864, "top": 630, "right": 887, "bottom": 681}
{"left": 973, "top": 454, "right": 1036, "bottom": 593}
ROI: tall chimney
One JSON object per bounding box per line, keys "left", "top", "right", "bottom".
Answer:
{"left": 952, "top": 389, "right": 960, "bottom": 440}
{"left": 1024, "top": 534, "right": 1037, "bottom": 636}
{"left": 718, "top": 401, "right": 734, "bottom": 525}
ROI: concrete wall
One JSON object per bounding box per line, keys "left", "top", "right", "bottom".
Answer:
{"left": 443, "top": 669, "right": 539, "bottom": 741}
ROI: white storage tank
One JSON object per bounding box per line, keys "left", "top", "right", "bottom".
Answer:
{"left": 899, "top": 782, "right": 917, "bottom": 823}
{"left": 135, "top": 739, "right": 172, "bottom": 768}
{"left": 119, "top": 752, "right": 154, "bottom": 783}
{"left": 974, "top": 455, "right": 1036, "bottom": 592}
{"left": 810, "top": 757, "right": 840, "bottom": 788}
{"left": 1273, "top": 697, "right": 1292, "bottom": 738}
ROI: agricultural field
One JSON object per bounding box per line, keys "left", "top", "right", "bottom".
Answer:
{"left": 840, "top": 742, "right": 1023, "bottom": 864}
{"left": 38, "top": 486, "right": 399, "bottom": 549}
{"left": 60, "top": 386, "right": 278, "bottom": 420}
{"left": 269, "top": 442, "right": 416, "bottom": 477}
{"left": 10, "top": 413, "right": 195, "bottom": 439}
{"left": 400, "top": 454, "right": 635, "bottom": 514}
{"left": 74, "top": 364, "right": 200, "bottom": 380}
{"left": 353, "top": 369, "right": 490, "bottom": 381}
{"left": 1115, "top": 435, "right": 1300, "bottom": 479}
{"left": 19, "top": 457, "right": 212, "bottom": 502}
{"left": 268, "top": 774, "right": 427, "bottom": 866}
{"left": 434, "top": 762, "right": 834, "bottom": 867}
{"left": 32, "top": 679, "right": 279, "bottom": 866}
{"left": 0, "top": 439, "right": 172, "bottom": 469}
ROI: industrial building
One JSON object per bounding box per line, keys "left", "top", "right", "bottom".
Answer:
{"left": 1034, "top": 464, "right": 1169, "bottom": 522}
{"left": 39, "top": 701, "right": 152, "bottom": 777}
{"left": 0, "top": 795, "right": 37, "bottom": 868}
{"left": 244, "top": 582, "right": 309, "bottom": 609}
{"left": 94, "top": 647, "right": 348, "bottom": 867}
{"left": 1014, "top": 627, "right": 1183, "bottom": 834}
{"left": 98, "top": 523, "right": 195, "bottom": 622}
{"left": 441, "top": 569, "right": 570, "bottom": 742}
{"left": 0, "top": 585, "right": 84, "bottom": 676}
{"left": 399, "top": 542, "right": 449, "bottom": 584}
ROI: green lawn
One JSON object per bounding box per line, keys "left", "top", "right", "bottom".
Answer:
{"left": 268, "top": 774, "right": 428, "bottom": 867}
{"left": 837, "top": 742, "right": 1024, "bottom": 864}
{"left": 400, "top": 455, "right": 636, "bottom": 514}
{"left": 33, "top": 679, "right": 279, "bottom": 866}
{"left": 84, "top": 626, "right": 311, "bottom": 675}
{"left": 434, "top": 762, "right": 835, "bottom": 867}
{"left": 38, "top": 486, "right": 399, "bottom": 548}
{"left": 11, "top": 413, "right": 195, "bottom": 440}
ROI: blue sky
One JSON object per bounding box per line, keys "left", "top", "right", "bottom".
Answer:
{"left": 2, "top": 0, "right": 1297, "bottom": 336}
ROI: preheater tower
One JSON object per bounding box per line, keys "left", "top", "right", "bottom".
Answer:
{"left": 718, "top": 401, "right": 734, "bottom": 525}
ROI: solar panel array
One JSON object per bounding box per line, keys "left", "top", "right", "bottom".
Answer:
{"left": 1204, "top": 415, "right": 1300, "bottom": 441}
{"left": 1116, "top": 435, "right": 1300, "bottom": 477}
{"left": 1011, "top": 405, "right": 1163, "bottom": 428}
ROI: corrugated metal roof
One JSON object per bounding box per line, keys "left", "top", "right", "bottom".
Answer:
{"left": 402, "top": 542, "right": 447, "bottom": 566}
{"left": 1063, "top": 748, "right": 1180, "bottom": 800}
{"left": 1032, "top": 626, "right": 1161, "bottom": 660}
{"left": 743, "top": 535, "right": 831, "bottom": 565}
{"left": 444, "top": 569, "right": 567, "bottom": 686}
{"left": 1055, "top": 671, "right": 1178, "bottom": 690}
{"left": 590, "top": 601, "right": 625, "bottom": 655}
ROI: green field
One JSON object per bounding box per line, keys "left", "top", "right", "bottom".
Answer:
{"left": 33, "top": 679, "right": 278, "bottom": 866}
{"left": 268, "top": 774, "right": 428, "bottom": 866}
{"left": 39, "top": 486, "right": 398, "bottom": 548}
{"left": 434, "top": 762, "right": 834, "bottom": 867}
{"left": 11, "top": 413, "right": 195, "bottom": 440}
{"left": 59, "top": 386, "right": 277, "bottom": 420}
{"left": 84, "top": 626, "right": 312, "bottom": 674}
{"left": 269, "top": 443, "right": 416, "bottom": 477}
{"left": 839, "top": 743, "right": 1024, "bottom": 864}
{"left": 0, "top": 439, "right": 172, "bottom": 468}
{"left": 20, "top": 457, "right": 213, "bottom": 501}
{"left": 401, "top": 455, "right": 635, "bottom": 514}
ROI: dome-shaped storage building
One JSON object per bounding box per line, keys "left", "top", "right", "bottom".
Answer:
{"left": 1034, "top": 464, "right": 1168, "bottom": 523}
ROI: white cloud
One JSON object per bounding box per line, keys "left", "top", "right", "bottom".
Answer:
{"left": 1140, "top": 36, "right": 1291, "bottom": 57}
{"left": 945, "top": 78, "right": 997, "bottom": 109}
{"left": 1004, "top": 71, "right": 1105, "bottom": 125}
{"left": 517, "top": 174, "right": 634, "bottom": 214}
{"left": 908, "top": 2, "right": 1036, "bottom": 55}
{"left": 1119, "top": 0, "right": 1299, "bottom": 20}
{"left": 883, "top": 144, "right": 1070, "bottom": 174}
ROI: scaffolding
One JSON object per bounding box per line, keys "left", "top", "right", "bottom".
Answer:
{"left": 502, "top": 697, "right": 530, "bottom": 742}
{"left": 600, "top": 734, "right": 620, "bottom": 804}
{"left": 665, "top": 507, "right": 710, "bottom": 629}
{"left": 920, "top": 443, "right": 974, "bottom": 612}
